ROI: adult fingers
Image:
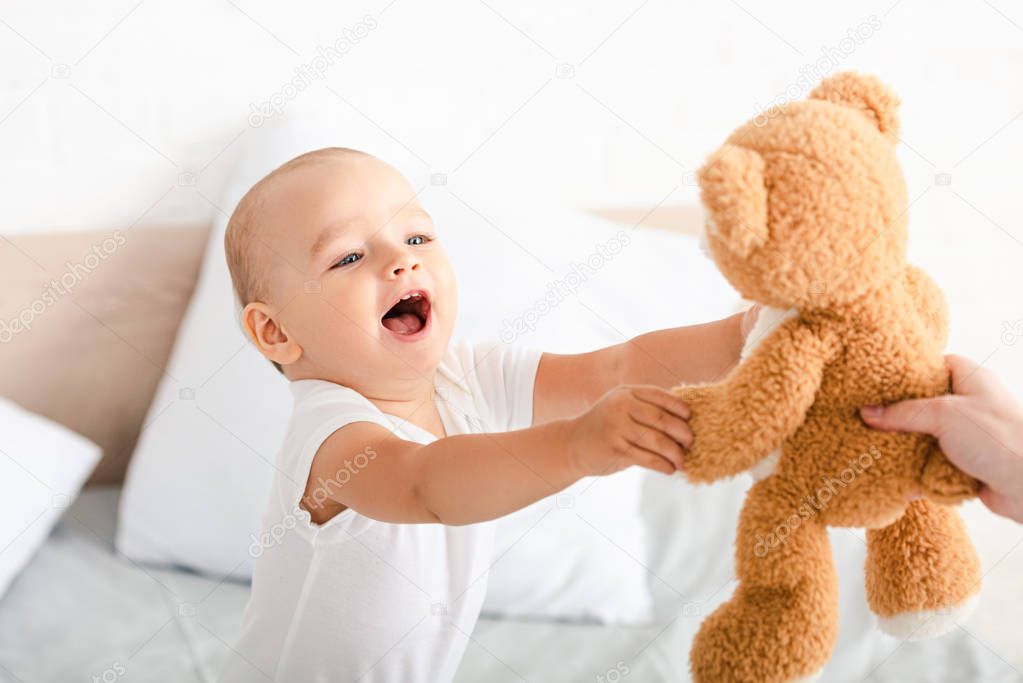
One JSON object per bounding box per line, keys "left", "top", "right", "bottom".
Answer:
{"left": 945, "top": 354, "right": 987, "bottom": 395}
{"left": 859, "top": 396, "right": 954, "bottom": 437}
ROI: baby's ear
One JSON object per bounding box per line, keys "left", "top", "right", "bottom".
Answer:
{"left": 697, "top": 144, "right": 768, "bottom": 259}
{"left": 241, "top": 301, "right": 303, "bottom": 368}
{"left": 809, "top": 70, "right": 901, "bottom": 140}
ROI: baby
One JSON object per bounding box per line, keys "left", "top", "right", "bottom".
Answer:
{"left": 217, "top": 147, "right": 753, "bottom": 682}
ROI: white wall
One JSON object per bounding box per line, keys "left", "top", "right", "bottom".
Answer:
{"left": 3, "top": 1, "right": 1020, "bottom": 223}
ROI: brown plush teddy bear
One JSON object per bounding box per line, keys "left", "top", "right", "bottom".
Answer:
{"left": 672, "top": 71, "right": 983, "bottom": 682}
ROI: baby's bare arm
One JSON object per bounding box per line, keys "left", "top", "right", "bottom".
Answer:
{"left": 532, "top": 311, "right": 748, "bottom": 426}
{"left": 673, "top": 318, "right": 837, "bottom": 482}
{"left": 304, "top": 385, "right": 692, "bottom": 526}
{"left": 303, "top": 419, "right": 577, "bottom": 526}
{"left": 619, "top": 310, "right": 749, "bottom": 386}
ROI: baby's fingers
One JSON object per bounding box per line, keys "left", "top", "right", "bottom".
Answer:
{"left": 623, "top": 440, "right": 677, "bottom": 475}
{"left": 626, "top": 422, "right": 686, "bottom": 471}
{"left": 630, "top": 385, "right": 691, "bottom": 420}
{"left": 629, "top": 401, "right": 693, "bottom": 450}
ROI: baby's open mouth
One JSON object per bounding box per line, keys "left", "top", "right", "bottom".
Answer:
{"left": 381, "top": 290, "right": 431, "bottom": 336}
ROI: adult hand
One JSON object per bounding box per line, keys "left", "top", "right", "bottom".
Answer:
{"left": 860, "top": 354, "right": 1023, "bottom": 523}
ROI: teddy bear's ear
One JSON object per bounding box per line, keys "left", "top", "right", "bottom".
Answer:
{"left": 697, "top": 144, "right": 768, "bottom": 259}
{"left": 809, "top": 71, "right": 900, "bottom": 140}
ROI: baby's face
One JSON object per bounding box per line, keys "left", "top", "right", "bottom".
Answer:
{"left": 259, "top": 154, "right": 456, "bottom": 385}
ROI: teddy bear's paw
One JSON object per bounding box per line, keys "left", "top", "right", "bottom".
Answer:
{"left": 670, "top": 384, "right": 743, "bottom": 483}
{"left": 876, "top": 594, "right": 978, "bottom": 641}
{"left": 921, "top": 452, "right": 980, "bottom": 504}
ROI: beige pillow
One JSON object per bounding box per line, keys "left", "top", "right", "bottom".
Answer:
{"left": 0, "top": 224, "right": 208, "bottom": 484}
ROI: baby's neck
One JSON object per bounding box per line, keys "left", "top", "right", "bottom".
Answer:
{"left": 290, "top": 359, "right": 447, "bottom": 439}
{"left": 360, "top": 378, "right": 446, "bottom": 440}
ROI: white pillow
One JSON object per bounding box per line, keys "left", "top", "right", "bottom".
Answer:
{"left": 116, "top": 123, "right": 293, "bottom": 580}
{"left": 482, "top": 468, "right": 654, "bottom": 625}
{"left": 0, "top": 397, "right": 100, "bottom": 598}
{"left": 117, "top": 107, "right": 741, "bottom": 624}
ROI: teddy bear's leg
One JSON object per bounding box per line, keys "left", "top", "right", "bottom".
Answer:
{"left": 690, "top": 477, "right": 838, "bottom": 683}
{"left": 865, "top": 498, "right": 981, "bottom": 640}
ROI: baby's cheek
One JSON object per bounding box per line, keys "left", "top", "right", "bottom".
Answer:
{"left": 432, "top": 255, "right": 458, "bottom": 306}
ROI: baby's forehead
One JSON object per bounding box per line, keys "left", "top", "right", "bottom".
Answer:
{"left": 270, "top": 153, "right": 369, "bottom": 199}
{"left": 256, "top": 159, "right": 361, "bottom": 231}
{"left": 258, "top": 156, "right": 426, "bottom": 254}
{"left": 268, "top": 153, "right": 409, "bottom": 209}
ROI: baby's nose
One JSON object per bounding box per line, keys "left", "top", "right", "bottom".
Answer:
{"left": 390, "top": 255, "right": 421, "bottom": 276}
{"left": 392, "top": 258, "right": 421, "bottom": 274}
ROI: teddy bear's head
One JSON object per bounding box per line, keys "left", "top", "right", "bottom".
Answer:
{"left": 698, "top": 71, "right": 910, "bottom": 310}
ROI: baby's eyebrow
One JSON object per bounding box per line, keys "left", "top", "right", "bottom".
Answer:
{"left": 309, "top": 222, "right": 352, "bottom": 262}
{"left": 310, "top": 207, "right": 433, "bottom": 261}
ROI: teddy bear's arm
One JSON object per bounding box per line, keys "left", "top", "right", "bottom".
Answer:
{"left": 671, "top": 318, "right": 838, "bottom": 483}
{"left": 904, "top": 264, "right": 949, "bottom": 348}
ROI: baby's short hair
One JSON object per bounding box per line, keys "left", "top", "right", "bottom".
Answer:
{"left": 224, "top": 146, "right": 368, "bottom": 375}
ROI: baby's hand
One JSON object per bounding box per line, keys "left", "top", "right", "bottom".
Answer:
{"left": 567, "top": 385, "right": 692, "bottom": 477}
{"left": 740, "top": 303, "right": 762, "bottom": 342}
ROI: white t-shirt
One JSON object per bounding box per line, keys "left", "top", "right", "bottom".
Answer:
{"left": 218, "top": 338, "right": 543, "bottom": 683}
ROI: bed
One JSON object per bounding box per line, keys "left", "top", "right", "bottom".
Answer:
{"left": 0, "top": 480, "right": 1017, "bottom": 682}
{"left": 1, "top": 120, "right": 1020, "bottom": 681}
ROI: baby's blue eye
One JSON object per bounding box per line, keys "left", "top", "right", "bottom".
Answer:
{"left": 335, "top": 252, "right": 360, "bottom": 267}
{"left": 332, "top": 235, "right": 431, "bottom": 269}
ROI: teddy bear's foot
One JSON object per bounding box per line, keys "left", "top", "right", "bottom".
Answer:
{"left": 689, "top": 478, "right": 839, "bottom": 683}
{"left": 690, "top": 582, "right": 835, "bottom": 683}
{"left": 866, "top": 499, "right": 981, "bottom": 638}
{"left": 876, "top": 594, "right": 978, "bottom": 640}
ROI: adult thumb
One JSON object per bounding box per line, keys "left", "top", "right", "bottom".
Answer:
{"left": 859, "top": 397, "right": 948, "bottom": 436}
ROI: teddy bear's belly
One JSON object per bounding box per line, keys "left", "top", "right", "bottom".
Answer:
{"left": 739, "top": 305, "right": 935, "bottom": 529}
{"left": 779, "top": 415, "right": 932, "bottom": 528}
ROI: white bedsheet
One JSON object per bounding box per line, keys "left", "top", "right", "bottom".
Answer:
{"left": 0, "top": 484, "right": 1017, "bottom": 682}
